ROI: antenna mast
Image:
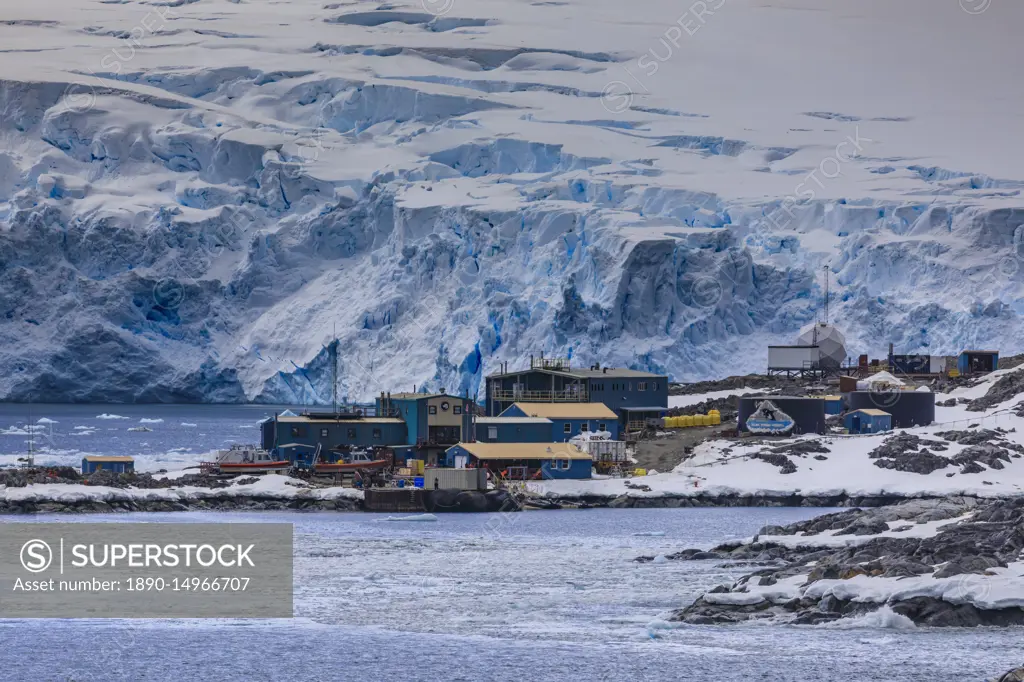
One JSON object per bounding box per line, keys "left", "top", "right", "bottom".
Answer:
{"left": 823, "top": 264, "right": 830, "bottom": 325}
{"left": 332, "top": 323, "right": 338, "bottom": 414}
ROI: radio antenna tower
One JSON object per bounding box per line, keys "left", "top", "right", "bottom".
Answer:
{"left": 823, "top": 264, "right": 830, "bottom": 325}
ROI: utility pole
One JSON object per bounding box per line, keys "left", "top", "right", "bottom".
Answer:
{"left": 332, "top": 323, "right": 338, "bottom": 414}
{"left": 823, "top": 264, "right": 830, "bottom": 325}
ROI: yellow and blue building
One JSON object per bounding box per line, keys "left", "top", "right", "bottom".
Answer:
{"left": 444, "top": 442, "right": 593, "bottom": 479}
{"left": 844, "top": 408, "right": 892, "bottom": 434}
{"left": 498, "top": 402, "right": 620, "bottom": 440}
{"left": 484, "top": 358, "right": 667, "bottom": 429}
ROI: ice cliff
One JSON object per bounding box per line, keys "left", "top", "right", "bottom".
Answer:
{"left": 0, "top": 0, "right": 1022, "bottom": 403}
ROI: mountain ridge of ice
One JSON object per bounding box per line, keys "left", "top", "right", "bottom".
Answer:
{"left": 1, "top": 0, "right": 1022, "bottom": 403}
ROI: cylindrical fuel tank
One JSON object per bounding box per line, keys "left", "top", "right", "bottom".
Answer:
{"left": 846, "top": 390, "right": 935, "bottom": 428}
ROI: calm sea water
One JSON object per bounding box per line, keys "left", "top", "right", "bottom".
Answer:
{"left": 0, "top": 508, "right": 1017, "bottom": 681}
{"left": 0, "top": 404, "right": 289, "bottom": 471}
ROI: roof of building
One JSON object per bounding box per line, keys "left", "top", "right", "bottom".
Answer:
{"left": 620, "top": 406, "right": 668, "bottom": 412}
{"left": 449, "top": 442, "right": 591, "bottom": 460}
{"left": 276, "top": 416, "right": 405, "bottom": 424}
{"left": 476, "top": 417, "right": 553, "bottom": 424}
{"left": 507, "top": 402, "right": 619, "bottom": 419}
{"left": 849, "top": 409, "right": 891, "bottom": 417}
{"left": 83, "top": 456, "right": 135, "bottom": 462}
{"left": 388, "top": 392, "right": 466, "bottom": 401}
{"left": 960, "top": 350, "right": 999, "bottom": 355}
{"left": 486, "top": 366, "right": 665, "bottom": 380}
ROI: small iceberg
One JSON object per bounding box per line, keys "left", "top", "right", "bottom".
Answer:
{"left": 96, "top": 414, "right": 128, "bottom": 420}
{"left": 180, "top": 422, "right": 198, "bottom": 427}
{"left": 127, "top": 426, "right": 153, "bottom": 433}
{"left": 372, "top": 514, "right": 438, "bottom": 523}
{"left": 632, "top": 531, "right": 667, "bottom": 537}
{"left": 37, "top": 417, "right": 58, "bottom": 425}
{"left": 139, "top": 418, "right": 164, "bottom": 424}
{"left": 74, "top": 426, "right": 94, "bottom": 431}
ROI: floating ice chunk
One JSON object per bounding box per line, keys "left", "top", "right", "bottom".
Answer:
{"left": 645, "top": 619, "right": 677, "bottom": 639}
{"left": 139, "top": 418, "right": 164, "bottom": 424}
{"left": 632, "top": 531, "right": 666, "bottom": 537}
{"left": 96, "top": 414, "right": 128, "bottom": 420}
{"left": 180, "top": 422, "right": 198, "bottom": 427}
{"left": 37, "top": 418, "right": 58, "bottom": 424}
{"left": 372, "top": 514, "right": 438, "bottom": 522}
{"left": 822, "top": 606, "right": 916, "bottom": 630}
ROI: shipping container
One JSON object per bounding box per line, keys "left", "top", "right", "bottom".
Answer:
{"left": 423, "top": 468, "right": 487, "bottom": 491}
{"left": 890, "top": 354, "right": 931, "bottom": 375}
{"left": 768, "top": 345, "right": 821, "bottom": 370}
{"left": 847, "top": 390, "right": 934, "bottom": 428}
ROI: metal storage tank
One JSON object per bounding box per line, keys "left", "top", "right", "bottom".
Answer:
{"left": 737, "top": 396, "right": 827, "bottom": 435}
{"left": 847, "top": 390, "right": 934, "bottom": 428}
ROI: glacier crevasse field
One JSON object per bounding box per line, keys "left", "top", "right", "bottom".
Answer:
{"left": 0, "top": 0, "right": 1022, "bottom": 402}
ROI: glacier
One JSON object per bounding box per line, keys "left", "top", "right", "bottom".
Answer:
{"left": 0, "top": 0, "right": 1022, "bottom": 403}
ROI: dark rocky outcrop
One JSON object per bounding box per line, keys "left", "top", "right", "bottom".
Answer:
{"left": 996, "top": 665, "right": 1024, "bottom": 682}
{"left": 968, "top": 370, "right": 1024, "bottom": 412}
{"left": 667, "top": 498, "right": 1024, "bottom": 627}
{"left": 752, "top": 452, "right": 797, "bottom": 474}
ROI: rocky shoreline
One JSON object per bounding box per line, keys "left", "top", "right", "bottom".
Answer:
{"left": 542, "top": 492, "right": 969, "bottom": 509}
{"left": 0, "top": 467, "right": 362, "bottom": 514}
{"left": 655, "top": 497, "right": 1024, "bottom": 627}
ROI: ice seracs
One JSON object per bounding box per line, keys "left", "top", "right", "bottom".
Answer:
{"left": 0, "top": 0, "right": 1022, "bottom": 403}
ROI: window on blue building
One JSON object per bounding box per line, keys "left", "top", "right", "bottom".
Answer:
{"left": 488, "top": 427, "right": 498, "bottom": 440}
{"left": 580, "top": 423, "right": 589, "bottom": 432}
{"left": 373, "top": 428, "right": 382, "bottom": 439}
{"left": 320, "top": 428, "right": 329, "bottom": 438}
{"left": 347, "top": 428, "right": 356, "bottom": 439}
{"left": 637, "top": 382, "right": 647, "bottom": 391}
{"left": 599, "top": 422, "right": 606, "bottom": 432}
{"left": 563, "top": 423, "right": 571, "bottom": 434}
{"left": 553, "top": 459, "right": 569, "bottom": 470}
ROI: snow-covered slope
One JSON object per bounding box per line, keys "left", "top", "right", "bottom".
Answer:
{"left": 1, "top": 0, "right": 1022, "bottom": 402}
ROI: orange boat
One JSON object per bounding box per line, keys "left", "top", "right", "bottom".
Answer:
{"left": 202, "top": 445, "right": 292, "bottom": 474}
{"left": 314, "top": 450, "right": 389, "bottom": 473}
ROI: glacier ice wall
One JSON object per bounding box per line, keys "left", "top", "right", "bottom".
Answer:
{"left": 0, "top": 0, "right": 1022, "bottom": 403}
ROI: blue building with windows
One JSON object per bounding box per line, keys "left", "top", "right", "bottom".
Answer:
{"left": 484, "top": 358, "right": 668, "bottom": 429}
{"left": 261, "top": 391, "right": 476, "bottom": 467}
{"left": 82, "top": 456, "right": 135, "bottom": 475}
{"left": 476, "top": 417, "right": 554, "bottom": 443}
{"left": 376, "top": 392, "right": 474, "bottom": 449}
{"left": 499, "top": 402, "right": 620, "bottom": 440}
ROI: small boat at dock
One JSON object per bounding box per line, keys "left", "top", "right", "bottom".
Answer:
{"left": 201, "top": 444, "right": 291, "bottom": 474}
{"left": 312, "top": 449, "right": 389, "bottom": 474}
